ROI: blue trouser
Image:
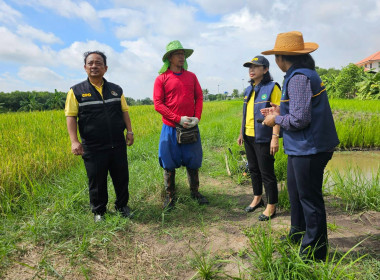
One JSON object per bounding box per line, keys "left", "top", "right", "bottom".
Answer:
{"left": 158, "top": 124, "right": 202, "bottom": 170}
{"left": 287, "top": 152, "right": 333, "bottom": 260}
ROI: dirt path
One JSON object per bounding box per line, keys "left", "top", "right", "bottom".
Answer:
{"left": 4, "top": 175, "right": 380, "bottom": 279}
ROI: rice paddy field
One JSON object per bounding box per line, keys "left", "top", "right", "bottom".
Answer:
{"left": 0, "top": 99, "right": 379, "bottom": 279}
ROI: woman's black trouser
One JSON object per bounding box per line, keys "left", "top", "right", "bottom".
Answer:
{"left": 82, "top": 145, "right": 129, "bottom": 215}
{"left": 243, "top": 135, "right": 278, "bottom": 204}
{"left": 287, "top": 152, "right": 333, "bottom": 260}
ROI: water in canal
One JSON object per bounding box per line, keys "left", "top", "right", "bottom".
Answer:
{"left": 326, "top": 150, "right": 380, "bottom": 177}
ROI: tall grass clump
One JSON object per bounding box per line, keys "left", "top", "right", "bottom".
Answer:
{"left": 326, "top": 167, "right": 380, "bottom": 212}
{"left": 239, "top": 224, "right": 373, "bottom": 280}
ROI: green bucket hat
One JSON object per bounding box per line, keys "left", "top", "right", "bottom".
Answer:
{"left": 159, "top": 40, "right": 194, "bottom": 74}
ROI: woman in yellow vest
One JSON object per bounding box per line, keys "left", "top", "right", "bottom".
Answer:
{"left": 237, "top": 55, "right": 281, "bottom": 221}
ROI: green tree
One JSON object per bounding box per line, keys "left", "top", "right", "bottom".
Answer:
{"left": 232, "top": 89, "right": 239, "bottom": 98}
{"left": 332, "top": 63, "right": 365, "bottom": 99}
{"left": 46, "top": 89, "right": 66, "bottom": 110}
{"left": 208, "top": 94, "right": 217, "bottom": 101}
{"left": 316, "top": 66, "right": 340, "bottom": 77}
{"left": 202, "top": 88, "right": 209, "bottom": 101}
{"left": 355, "top": 71, "right": 380, "bottom": 100}
{"left": 19, "top": 93, "right": 42, "bottom": 112}
{"left": 140, "top": 97, "right": 153, "bottom": 105}
{"left": 125, "top": 97, "right": 136, "bottom": 106}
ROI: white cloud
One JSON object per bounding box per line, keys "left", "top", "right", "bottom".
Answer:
{"left": 0, "top": 27, "right": 56, "bottom": 65}
{"left": 0, "top": 0, "right": 22, "bottom": 24}
{"left": 190, "top": 0, "right": 246, "bottom": 14}
{"left": 16, "top": 25, "right": 63, "bottom": 44}
{"left": 18, "top": 66, "right": 63, "bottom": 82}
{"left": 1, "top": 0, "right": 379, "bottom": 98}
{"left": 12, "top": 0, "right": 101, "bottom": 27}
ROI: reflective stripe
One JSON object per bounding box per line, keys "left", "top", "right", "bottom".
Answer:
{"left": 312, "top": 88, "right": 326, "bottom": 98}
{"left": 79, "top": 98, "right": 121, "bottom": 107}
{"left": 281, "top": 88, "right": 326, "bottom": 103}
{"left": 254, "top": 100, "right": 271, "bottom": 105}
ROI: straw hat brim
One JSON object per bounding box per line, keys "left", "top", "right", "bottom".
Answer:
{"left": 261, "top": 42, "right": 318, "bottom": 55}
{"left": 162, "top": 49, "right": 194, "bottom": 62}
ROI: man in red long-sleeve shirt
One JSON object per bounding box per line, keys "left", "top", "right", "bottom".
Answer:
{"left": 153, "top": 40, "right": 208, "bottom": 210}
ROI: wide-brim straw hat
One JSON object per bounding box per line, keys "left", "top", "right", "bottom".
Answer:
{"left": 162, "top": 40, "right": 193, "bottom": 62}
{"left": 261, "top": 31, "right": 318, "bottom": 55}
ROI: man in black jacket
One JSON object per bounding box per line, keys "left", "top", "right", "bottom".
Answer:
{"left": 65, "top": 51, "right": 134, "bottom": 222}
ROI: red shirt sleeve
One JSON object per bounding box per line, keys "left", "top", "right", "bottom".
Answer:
{"left": 193, "top": 74, "right": 203, "bottom": 120}
{"left": 153, "top": 75, "right": 181, "bottom": 124}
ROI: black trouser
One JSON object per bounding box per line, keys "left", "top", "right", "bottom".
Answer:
{"left": 243, "top": 135, "right": 278, "bottom": 204}
{"left": 287, "top": 152, "right": 333, "bottom": 260}
{"left": 82, "top": 145, "right": 129, "bottom": 215}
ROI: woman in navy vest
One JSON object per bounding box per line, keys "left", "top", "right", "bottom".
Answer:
{"left": 237, "top": 55, "right": 281, "bottom": 221}
{"left": 261, "top": 31, "right": 339, "bottom": 261}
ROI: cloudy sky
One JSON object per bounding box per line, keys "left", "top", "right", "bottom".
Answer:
{"left": 0, "top": 0, "right": 379, "bottom": 99}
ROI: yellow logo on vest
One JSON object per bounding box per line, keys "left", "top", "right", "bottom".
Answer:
{"left": 82, "top": 93, "right": 92, "bottom": 97}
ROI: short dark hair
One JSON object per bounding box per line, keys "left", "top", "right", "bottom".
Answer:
{"left": 83, "top": 51, "right": 107, "bottom": 66}
{"left": 276, "top": 54, "right": 315, "bottom": 70}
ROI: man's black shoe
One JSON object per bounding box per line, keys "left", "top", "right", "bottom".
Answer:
{"left": 117, "top": 205, "right": 133, "bottom": 218}
{"left": 163, "top": 196, "right": 175, "bottom": 210}
{"left": 280, "top": 232, "right": 304, "bottom": 244}
{"left": 191, "top": 192, "right": 209, "bottom": 205}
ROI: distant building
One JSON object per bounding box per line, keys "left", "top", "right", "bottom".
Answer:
{"left": 355, "top": 51, "right": 380, "bottom": 72}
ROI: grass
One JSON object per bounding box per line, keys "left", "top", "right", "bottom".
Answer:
{"left": 227, "top": 223, "right": 377, "bottom": 280}
{"left": 0, "top": 99, "right": 379, "bottom": 278}
{"left": 326, "top": 167, "right": 380, "bottom": 213}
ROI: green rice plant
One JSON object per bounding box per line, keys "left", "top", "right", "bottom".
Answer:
{"left": 327, "top": 220, "right": 341, "bottom": 232}
{"left": 329, "top": 99, "right": 380, "bottom": 113}
{"left": 334, "top": 114, "right": 380, "bottom": 149}
{"left": 277, "top": 182, "right": 290, "bottom": 211}
{"left": 327, "top": 167, "right": 380, "bottom": 212}
{"left": 189, "top": 246, "right": 224, "bottom": 280}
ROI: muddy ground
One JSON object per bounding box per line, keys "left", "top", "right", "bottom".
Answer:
{"left": 4, "top": 175, "right": 380, "bottom": 279}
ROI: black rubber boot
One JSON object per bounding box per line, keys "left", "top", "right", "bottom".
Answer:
{"left": 163, "top": 169, "right": 176, "bottom": 210}
{"left": 186, "top": 167, "right": 209, "bottom": 205}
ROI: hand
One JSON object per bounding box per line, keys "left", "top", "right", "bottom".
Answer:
{"left": 180, "top": 116, "right": 191, "bottom": 128}
{"left": 186, "top": 117, "right": 199, "bottom": 128}
{"left": 270, "top": 137, "right": 279, "bottom": 155}
{"left": 262, "top": 115, "right": 276, "bottom": 127}
{"left": 71, "top": 141, "right": 84, "bottom": 156}
{"left": 237, "top": 133, "right": 244, "bottom": 146}
{"left": 126, "top": 133, "right": 134, "bottom": 146}
{"left": 261, "top": 103, "right": 280, "bottom": 117}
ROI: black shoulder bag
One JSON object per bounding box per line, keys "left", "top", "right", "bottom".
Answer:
{"left": 175, "top": 124, "right": 199, "bottom": 144}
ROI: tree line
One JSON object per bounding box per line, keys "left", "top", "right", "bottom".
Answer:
{"left": 200, "top": 64, "right": 380, "bottom": 102}
{"left": 0, "top": 90, "right": 154, "bottom": 113}
{"left": 0, "top": 63, "right": 378, "bottom": 113}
